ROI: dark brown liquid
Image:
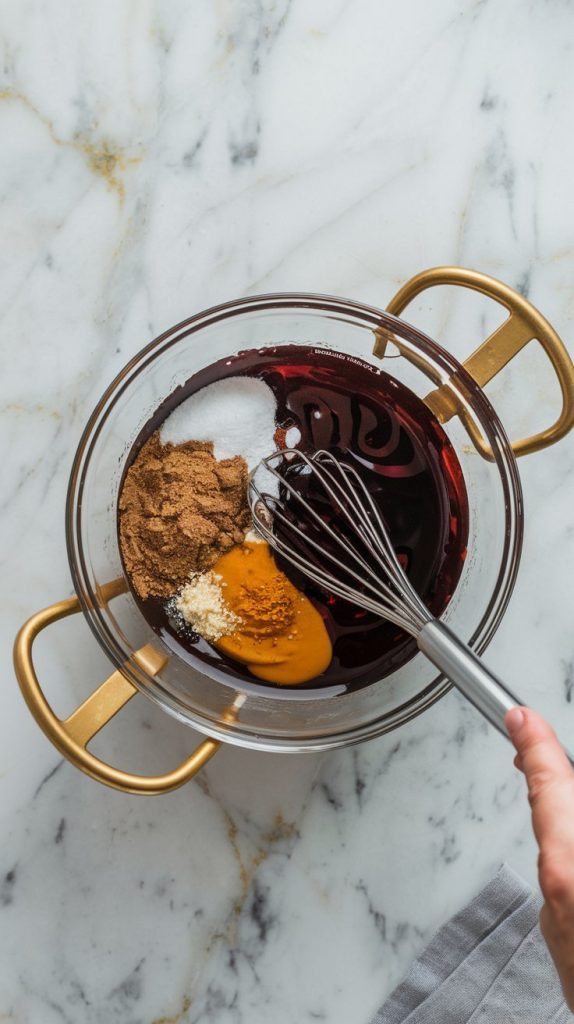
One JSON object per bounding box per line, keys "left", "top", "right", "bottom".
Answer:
{"left": 121, "top": 346, "right": 469, "bottom": 695}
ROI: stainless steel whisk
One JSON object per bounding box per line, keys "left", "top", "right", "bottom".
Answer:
{"left": 249, "top": 448, "right": 563, "bottom": 748}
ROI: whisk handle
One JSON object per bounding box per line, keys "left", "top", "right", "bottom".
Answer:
{"left": 418, "top": 621, "right": 574, "bottom": 766}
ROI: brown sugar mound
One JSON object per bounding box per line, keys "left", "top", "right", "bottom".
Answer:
{"left": 118, "top": 432, "right": 250, "bottom": 600}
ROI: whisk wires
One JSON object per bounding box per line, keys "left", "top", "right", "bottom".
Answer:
{"left": 248, "top": 449, "right": 432, "bottom": 636}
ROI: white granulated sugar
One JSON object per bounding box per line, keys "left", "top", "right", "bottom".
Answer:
{"left": 160, "top": 376, "right": 277, "bottom": 471}
{"left": 176, "top": 572, "right": 241, "bottom": 641}
{"left": 285, "top": 426, "right": 301, "bottom": 448}
{"left": 244, "top": 528, "right": 265, "bottom": 543}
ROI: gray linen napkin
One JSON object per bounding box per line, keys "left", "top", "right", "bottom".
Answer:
{"left": 371, "top": 864, "right": 572, "bottom": 1023}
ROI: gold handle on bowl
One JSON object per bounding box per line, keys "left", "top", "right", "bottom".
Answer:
{"left": 384, "top": 266, "right": 574, "bottom": 457}
{"left": 13, "top": 594, "right": 221, "bottom": 795}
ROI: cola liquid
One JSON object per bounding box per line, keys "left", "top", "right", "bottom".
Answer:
{"left": 122, "top": 346, "right": 469, "bottom": 693}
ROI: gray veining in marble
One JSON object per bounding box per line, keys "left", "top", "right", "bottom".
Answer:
{"left": 2, "top": 1, "right": 574, "bottom": 1021}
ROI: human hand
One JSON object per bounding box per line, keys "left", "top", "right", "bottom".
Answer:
{"left": 505, "top": 706, "right": 574, "bottom": 1010}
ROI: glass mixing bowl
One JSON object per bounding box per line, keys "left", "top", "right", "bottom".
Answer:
{"left": 14, "top": 267, "right": 574, "bottom": 793}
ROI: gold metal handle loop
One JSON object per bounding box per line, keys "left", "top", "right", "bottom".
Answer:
{"left": 386, "top": 266, "right": 574, "bottom": 457}
{"left": 13, "top": 594, "right": 221, "bottom": 795}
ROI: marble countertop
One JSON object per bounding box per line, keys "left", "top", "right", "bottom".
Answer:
{"left": 2, "top": 1, "right": 574, "bottom": 1021}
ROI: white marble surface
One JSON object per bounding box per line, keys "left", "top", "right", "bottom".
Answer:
{"left": 2, "top": 1, "right": 574, "bottom": 1021}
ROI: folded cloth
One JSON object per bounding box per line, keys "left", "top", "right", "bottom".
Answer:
{"left": 371, "top": 864, "right": 572, "bottom": 1023}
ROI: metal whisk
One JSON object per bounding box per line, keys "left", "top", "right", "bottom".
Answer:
{"left": 248, "top": 447, "right": 562, "bottom": 747}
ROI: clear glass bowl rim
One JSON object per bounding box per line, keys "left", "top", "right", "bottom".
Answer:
{"left": 64, "top": 292, "right": 524, "bottom": 751}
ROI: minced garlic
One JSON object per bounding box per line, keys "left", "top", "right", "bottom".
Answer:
{"left": 175, "top": 572, "right": 241, "bottom": 641}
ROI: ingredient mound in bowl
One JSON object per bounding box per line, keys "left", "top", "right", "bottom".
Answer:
{"left": 119, "top": 433, "right": 250, "bottom": 599}
{"left": 177, "top": 541, "right": 332, "bottom": 685}
{"left": 118, "top": 377, "right": 332, "bottom": 686}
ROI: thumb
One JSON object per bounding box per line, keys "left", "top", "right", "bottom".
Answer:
{"left": 505, "top": 706, "right": 573, "bottom": 851}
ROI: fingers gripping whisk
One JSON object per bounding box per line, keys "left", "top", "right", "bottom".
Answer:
{"left": 248, "top": 449, "right": 432, "bottom": 636}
